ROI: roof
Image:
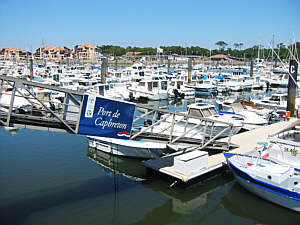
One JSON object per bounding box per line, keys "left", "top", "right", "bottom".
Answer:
{"left": 209, "top": 54, "right": 230, "bottom": 59}
{"left": 75, "top": 44, "right": 97, "bottom": 49}
{"left": 209, "top": 54, "right": 243, "bottom": 61}
{"left": 1, "top": 48, "right": 28, "bottom": 53}
{"left": 123, "top": 51, "right": 143, "bottom": 56}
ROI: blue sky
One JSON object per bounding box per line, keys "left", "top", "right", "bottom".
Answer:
{"left": 0, "top": 0, "right": 299, "bottom": 51}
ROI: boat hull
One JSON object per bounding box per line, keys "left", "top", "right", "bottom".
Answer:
{"left": 227, "top": 160, "right": 300, "bottom": 212}
{"left": 87, "top": 136, "right": 170, "bottom": 159}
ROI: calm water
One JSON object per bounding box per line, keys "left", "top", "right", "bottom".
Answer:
{"left": 1, "top": 90, "right": 300, "bottom": 225}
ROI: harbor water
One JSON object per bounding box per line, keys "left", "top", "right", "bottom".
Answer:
{"left": 1, "top": 90, "right": 300, "bottom": 225}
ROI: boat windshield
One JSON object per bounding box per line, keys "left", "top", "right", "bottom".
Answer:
{"left": 201, "top": 108, "right": 211, "bottom": 117}
{"left": 269, "top": 95, "right": 281, "bottom": 101}
{"left": 209, "top": 107, "right": 218, "bottom": 115}
{"left": 232, "top": 102, "right": 245, "bottom": 112}
{"left": 188, "top": 108, "right": 203, "bottom": 117}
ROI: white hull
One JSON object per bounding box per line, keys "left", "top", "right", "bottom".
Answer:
{"left": 87, "top": 136, "right": 169, "bottom": 159}
{"left": 235, "top": 173, "right": 300, "bottom": 212}
{"left": 226, "top": 153, "right": 300, "bottom": 213}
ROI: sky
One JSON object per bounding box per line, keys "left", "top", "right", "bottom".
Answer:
{"left": 0, "top": 0, "right": 299, "bottom": 51}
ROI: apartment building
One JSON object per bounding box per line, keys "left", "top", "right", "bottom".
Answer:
{"left": 34, "top": 46, "right": 71, "bottom": 61}
{"left": 0, "top": 48, "right": 31, "bottom": 61}
{"left": 73, "top": 44, "right": 102, "bottom": 61}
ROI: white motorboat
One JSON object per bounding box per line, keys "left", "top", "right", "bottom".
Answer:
{"left": 129, "top": 78, "right": 169, "bottom": 101}
{"left": 156, "top": 103, "right": 243, "bottom": 138}
{"left": 224, "top": 152, "right": 300, "bottom": 212}
{"left": 252, "top": 93, "right": 300, "bottom": 116}
{"left": 167, "top": 80, "right": 195, "bottom": 99}
{"left": 217, "top": 100, "right": 269, "bottom": 130}
{"left": 87, "top": 135, "right": 172, "bottom": 159}
{"left": 263, "top": 119, "right": 300, "bottom": 168}
{"left": 186, "top": 79, "right": 217, "bottom": 97}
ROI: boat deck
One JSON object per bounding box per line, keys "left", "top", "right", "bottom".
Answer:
{"left": 144, "top": 118, "right": 296, "bottom": 183}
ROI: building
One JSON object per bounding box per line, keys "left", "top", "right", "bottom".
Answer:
{"left": 73, "top": 44, "right": 102, "bottom": 61}
{"left": 34, "top": 46, "right": 71, "bottom": 61}
{"left": 209, "top": 54, "right": 243, "bottom": 61}
{"left": 122, "top": 51, "right": 143, "bottom": 56}
{"left": 0, "top": 48, "right": 31, "bottom": 61}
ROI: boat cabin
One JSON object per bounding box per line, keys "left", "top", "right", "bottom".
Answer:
{"left": 187, "top": 103, "right": 218, "bottom": 117}
{"left": 262, "top": 93, "right": 288, "bottom": 105}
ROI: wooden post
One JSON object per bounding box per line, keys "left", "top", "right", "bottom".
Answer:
{"left": 250, "top": 60, "right": 253, "bottom": 77}
{"left": 188, "top": 58, "right": 192, "bottom": 83}
{"left": 29, "top": 58, "right": 33, "bottom": 81}
{"left": 101, "top": 58, "right": 106, "bottom": 84}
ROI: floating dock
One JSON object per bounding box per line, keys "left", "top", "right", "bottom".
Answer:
{"left": 144, "top": 118, "right": 296, "bottom": 183}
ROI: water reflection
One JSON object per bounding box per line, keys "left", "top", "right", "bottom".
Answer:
{"left": 87, "top": 146, "right": 300, "bottom": 225}
{"left": 87, "top": 147, "right": 147, "bottom": 181}
{"left": 222, "top": 181, "right": 300, "bottom": 225}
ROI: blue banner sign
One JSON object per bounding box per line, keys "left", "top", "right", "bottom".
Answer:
{"left": 77, "top": 95, "right": 136, "bottom": 139}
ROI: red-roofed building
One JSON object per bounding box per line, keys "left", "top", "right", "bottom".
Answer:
{"left": 34, "top": 46, "right": 71, "bottom": 61}
{"left": 73, "top": 44, "right": 102, "bottom": 61}
{"left": 0, "top": 48, "right": 31, "bottom": 61}
{"left": 123, "top": 51, "right": 143, "bottom": 56}
{"left": 209, "top": 54, "right": 243, "bottom": 61}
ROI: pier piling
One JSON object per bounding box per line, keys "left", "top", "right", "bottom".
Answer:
{"left": 286, "top": 60, "right": 298, "bottom": 117}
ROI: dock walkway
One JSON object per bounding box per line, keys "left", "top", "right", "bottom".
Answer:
{"left": 144, "top": 118, "right": 295, "bottom": 182}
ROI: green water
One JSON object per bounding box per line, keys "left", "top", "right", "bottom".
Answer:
{"left": 1, "top": 127, "right": 299, "bottom": 225}
{"left": 1, "top": 90, "right": 299, "bottom": 225}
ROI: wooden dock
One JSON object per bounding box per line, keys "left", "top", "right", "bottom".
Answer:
{"left": 144, "top": 118, "right": 296, "bottom": 183}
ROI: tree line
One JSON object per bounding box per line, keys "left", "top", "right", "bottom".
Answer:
{"left": 99, "top": 41, "right": 300, "bottom": 61}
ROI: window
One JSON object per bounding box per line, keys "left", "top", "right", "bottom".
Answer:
{"left": 209, "top": 107, "right": 218, "bottom": 115}
{"left": 188, "top": 109, "right": 203, "bottom": 117}
{"left": 161, "top": 81, "right": 167, "bottom": 90}
{"left": 201, "top": 108, "right": 211, "bottom": 117}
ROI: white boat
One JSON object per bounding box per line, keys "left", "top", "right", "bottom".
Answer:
{"left": 156, "top": 103, "right": 243, "bottom": 138}
{"left": 226, "top": 77, "right": 245, "bottom": 92}
{"left": 95, "top": 82, "right": 131, "bottom": 100}
{"left": 87, "top": 135, "right": 172, "bottom": 159}
{"left": 186, "top": 79, "right": 217, "bottom": 97}
{"left": 129, "top": 78, "right": 169, "bottom": 101}
{"left": 252, "top": 93, "right": 299, "bottom": 116}
{"left": 217, "top": 100, "right": 269, "bottom": 130}
{"left": 240, "top": 99, "right": 280, "bottom": 121}
{"left": 167, "top": 80, "right": 195, "bottom": 99}
{"left": 224, "top": 152, "right": 300, "bottom": 212}
{"left": 263, "top": 119, "right": 300, "bottom": 168}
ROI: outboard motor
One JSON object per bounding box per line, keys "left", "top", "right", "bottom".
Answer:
{"left": 173, "top": 89, "right": 182, "bottom": 99}
{"left": 129, "top": 92, "right": 134, "bottom": 101}
{"left": 144, "top": 119, "right": 152, "bottom": 127}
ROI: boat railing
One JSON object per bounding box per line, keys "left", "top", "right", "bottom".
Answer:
{"left": 0, "top": 74, "right": 235, "bottom": 151}
{"left": 132, "top": 103, "right": 235, "bottom": 151}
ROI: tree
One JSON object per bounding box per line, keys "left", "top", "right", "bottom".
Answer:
{"left": 233, "top": 43, "right": 239, "bottom": 50}
{"left": 238, "top": 43, "right": 244, "bottom": 50}
{"left": 215, "top": 41, "right": 228, "bottom": 51}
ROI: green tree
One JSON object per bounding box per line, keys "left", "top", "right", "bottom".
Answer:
{"left": 238, "top": 43, "right": 244, "bottom": 50}
{"left": 215, "top": 41, "right": 228, "bottom": 51}
{"left": 233, "top": 43, "right": 239, "bottom": 50}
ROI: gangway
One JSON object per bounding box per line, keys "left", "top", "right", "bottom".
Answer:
{"left": 0, "top": 75, "right": 235, "bottom": 151}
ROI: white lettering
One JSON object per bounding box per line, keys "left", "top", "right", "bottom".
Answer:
{"left": 291, "top": 65, "right": 295, "bottom": 74}
{"left": 97, "top": 107, "right": 112, "bottom": 116}
{"left": 94, "top": 117, "right": 127, "bottom": 130}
